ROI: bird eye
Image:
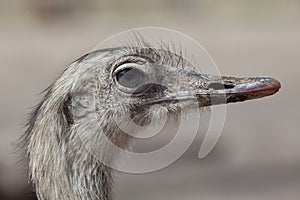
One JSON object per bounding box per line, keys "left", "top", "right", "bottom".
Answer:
{"left": 115, "top": 68, "right": 145, "bottom": 89}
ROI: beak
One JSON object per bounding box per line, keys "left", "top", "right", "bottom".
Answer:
{"left": 184, "top": 71, "right": 281, "bottom": 107}
{"left": 139, "top": 70, "right": 281, "bottom": 108}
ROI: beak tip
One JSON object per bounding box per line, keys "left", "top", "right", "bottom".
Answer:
{"left": 271, "top": 78, "right": 281, "bottom": 90}
{"left": 223, "top": 76, "right": 281, "bottom": 104}
{"left": 264, "top": 77, "right": 281, "bottom": 95}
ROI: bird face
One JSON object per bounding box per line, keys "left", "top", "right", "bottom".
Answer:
{"left": 71, "top": 47, "right": 280, "bottom": 129}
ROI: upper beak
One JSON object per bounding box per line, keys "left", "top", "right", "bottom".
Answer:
{"left": 185, "top": 71, "right": 281, "bottom": 107}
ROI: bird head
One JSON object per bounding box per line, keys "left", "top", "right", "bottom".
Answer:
{"left": 22, "top": 46, "right": 280, "bottom": 200}
{"left": 69, "top": 47, "right": 280, "bottom": 131}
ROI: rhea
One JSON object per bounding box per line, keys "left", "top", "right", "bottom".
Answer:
{"left": 19, "top": 47, "right": 280, "bottom": 200}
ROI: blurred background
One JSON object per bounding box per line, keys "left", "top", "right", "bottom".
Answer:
{"left": 0, "top": 0, "right": 299, "bottom": 199}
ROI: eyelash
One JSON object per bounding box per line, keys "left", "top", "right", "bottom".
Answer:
{"left": 112, "top": 57, "right": 147, "bottom": 72}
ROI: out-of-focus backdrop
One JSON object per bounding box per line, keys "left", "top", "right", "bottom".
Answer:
{"left": 0, "top": 0, "right": 299, "bottom": 199}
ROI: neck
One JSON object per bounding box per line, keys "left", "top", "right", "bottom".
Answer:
{"left": 20, "top": 64, "right": 132, "bottom": 200}
{"left": 21, "top": 94, "right": 115, "bottom": 200}
{"left": 30, "top": 144, "right": 113, "bottom": 200}
{"left": 26, "top": 121, "right": 114, "bottom": 200}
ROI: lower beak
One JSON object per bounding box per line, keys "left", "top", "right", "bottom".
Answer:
{"left": 194, "top": 75, "right": 281, "bottom": 106}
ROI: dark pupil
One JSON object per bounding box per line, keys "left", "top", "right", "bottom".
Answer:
{"left": 116, "top": 68, "right": 144, "bottom": 88}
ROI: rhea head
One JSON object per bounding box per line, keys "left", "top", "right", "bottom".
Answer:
{"left": 22, "top": 45, "right": 280, "bottom": 200}
{"left": 74, "top": 47, "right": 280, "bottom": 129}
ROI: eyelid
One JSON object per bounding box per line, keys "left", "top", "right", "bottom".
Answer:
{"left": 112, "top": 63, "right": 144, "bottom": 77}
{"left": 112, "top": 56, "right": 147, "bottom": 72}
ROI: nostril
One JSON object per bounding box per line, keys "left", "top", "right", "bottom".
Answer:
{"left": 208, "top": 82, "right": 235, "bottom": 90}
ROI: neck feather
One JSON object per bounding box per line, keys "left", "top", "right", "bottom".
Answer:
{"left": 21, "top": 91, "right": 114, "bottom": 200}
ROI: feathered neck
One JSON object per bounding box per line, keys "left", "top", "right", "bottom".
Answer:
{"left": 19, "top": 66, "right": 116, "bottom": 200}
